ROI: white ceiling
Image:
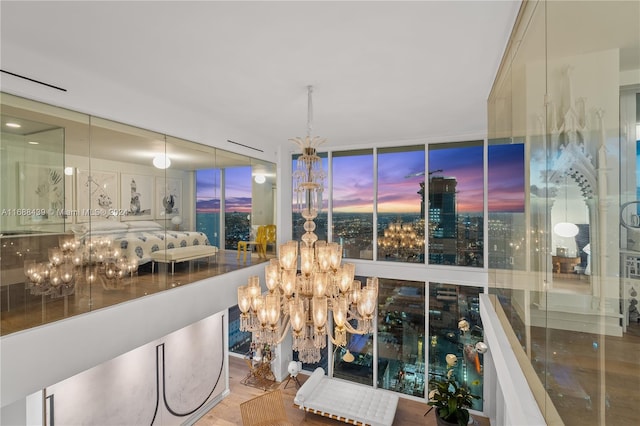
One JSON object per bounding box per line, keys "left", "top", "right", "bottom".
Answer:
{"left": 0, "top": 1, "right": 521, "bottom": 155}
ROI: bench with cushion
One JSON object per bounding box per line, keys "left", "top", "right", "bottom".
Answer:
{"left": 150, "top": 245, "right": 218, "bottom": 274}
{"left": 294, "top": 367, "right": 399, "bottom": 426}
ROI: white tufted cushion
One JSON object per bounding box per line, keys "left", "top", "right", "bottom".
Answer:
{"left": 294, "top": 367, "right": 325, "bottom": 404}
{"left": 293, "top": 367, "right": 399, "bottom": 426}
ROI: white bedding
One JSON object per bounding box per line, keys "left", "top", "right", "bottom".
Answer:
{"left": 76, "top": 222, "right": 212, "bottom": 265}
{"left": 294, "top": 367, "right": 399, "bottom": 426}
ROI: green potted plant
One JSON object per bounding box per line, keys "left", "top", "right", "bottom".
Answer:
{"left": 428, "top": 354, "right": 481, "bottom": 426}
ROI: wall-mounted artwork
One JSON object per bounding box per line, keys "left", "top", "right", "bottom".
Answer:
{"left": 18, "top": 163, "right": 68, "bottom": 224}
{"left": 120, "top": 173, "right": 153, "bottom": 221}
{"left": 156, "top": 177, "right": 181, "bottom": 219}
{"left": 77, "top": 169, "right": 118, "bottom": 222}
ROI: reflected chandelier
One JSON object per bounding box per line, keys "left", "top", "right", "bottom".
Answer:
{"left": 378, "top": 220, "right": 424, "bottom": 260}
{"left": 237, "top": 86, "right": 379, "bottom": 364}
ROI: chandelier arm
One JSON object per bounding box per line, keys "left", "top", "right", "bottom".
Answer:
{"left": 346, "top": 308, "right": 363, "bottom": 320}
{"left": 343, "top": 321, "right": 369, "bottom": 335}
{"left": 327, "top": 327, "right": 342, "bottom": 347}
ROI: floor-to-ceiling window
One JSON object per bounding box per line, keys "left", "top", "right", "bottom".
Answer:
{"left": 224, "top": 166, "right": 251, "bottom": 250}
{"left": 428, "top": 141, "right": 484, "bottom": 267}
{"left": 487, "top": 142, "right": 525, "bottom": 270}
{"left": 228, "top": 304, "right": 252, "bottom": 355}
{"left": 377, "top": 146, "right": 425, "bottom": 263}
{"left": 377, "top": 278, "right": 425, "bottom": 397}
{"left": 428, "top": 283, "right": 484, "bottom": 411}
{"left": 196, "top": 169, "right": 221, "bottom": 247}
{"left": 289, "top": 142, "right": 486, "bottom": 401}
{"left": 332, "top": 149, "right": 374, "bottom": 260}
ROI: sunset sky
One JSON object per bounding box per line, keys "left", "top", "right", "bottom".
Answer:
{"left": 196, "top": 167, "right": 252, "bottom": 213}
{"left": 487, "top": 143, "right": 525, "bottom": 213}
{"left": 430, "top": 144, "right": 484, "bottom": 213}
{"left": 196, "top": 144, "right": 524, "bottom": 214}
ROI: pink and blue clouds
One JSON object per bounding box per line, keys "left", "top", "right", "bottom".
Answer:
{"left": 197, "top": 144, "right": 524, "bottom": 216}
{"left": 196, "top": 167, "right": 253, "bottom": 213}
{"left": 429, "top": 143, "right": 484, "bottom": 213}
{"left": 377, "top": 149, "right": 425, "bottom": 213}
{"left": 487, "top": 144, "right": 524, "bottom": 213}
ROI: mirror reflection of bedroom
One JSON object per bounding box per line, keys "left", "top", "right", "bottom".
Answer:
{"left": 621, "top": 88, "right": 640, "bottom": 337}
{"left": 550, "top": 177, "right": 590, "bottom": 293}
{"left": 0, "top": 93, "right": 277, "bottom": 336}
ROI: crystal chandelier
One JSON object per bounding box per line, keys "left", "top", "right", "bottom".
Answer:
{"left": 237, "top": 86, "right": 379, "bottom": 364}
{"left": 83, "top": 236, "right": 139, "bottom": 291}
{"left": 23, "top": 235, "right": 140, "bottom": 297}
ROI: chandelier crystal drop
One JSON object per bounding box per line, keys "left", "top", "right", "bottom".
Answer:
{"left": 237, "top": 86, "right": 379, "bottom": 364}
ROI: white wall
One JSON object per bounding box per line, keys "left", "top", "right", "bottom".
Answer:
{"left": 44, "top": 312, "right": 226, "bottom": 425}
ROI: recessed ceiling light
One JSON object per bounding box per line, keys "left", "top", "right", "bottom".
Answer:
{"left": 254, "top": 174, "right": 266, "bottom": 184}
{"left": 6, "top": 122, "right": 21, "bottom": 128}
{"left": 64, "top": 167, "right": 74, "bottom": 176}
{"left": 28, "top": 141, "right": 39, "bottom": 145}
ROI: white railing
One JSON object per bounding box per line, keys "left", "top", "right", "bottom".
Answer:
{"left": 479, "top": 294, "right": 552, "bottom": 426}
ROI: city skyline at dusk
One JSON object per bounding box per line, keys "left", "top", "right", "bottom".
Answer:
{"left": 196, "top": 144, "right": 524, "bottom": 214}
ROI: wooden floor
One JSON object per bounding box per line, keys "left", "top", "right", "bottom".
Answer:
{"left": 195, "top": 355, "right": 490, "bottom": 426}
{"left": 1, "top": 249, "right": 273, "bottom": 335}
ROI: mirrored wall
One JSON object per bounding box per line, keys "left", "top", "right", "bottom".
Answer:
{"left": 0, "top": 92, "right": 276, "bottom": 336}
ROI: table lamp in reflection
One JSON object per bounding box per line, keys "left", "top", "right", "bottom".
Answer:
{"left": 171, "top": 215, "right": 182, "bottom": 231}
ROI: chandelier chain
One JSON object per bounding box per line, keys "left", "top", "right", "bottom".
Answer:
{"left": 307, "top": 85, "right": 313, "bottom": 137}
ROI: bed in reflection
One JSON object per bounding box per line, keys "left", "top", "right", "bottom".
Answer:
{"left": 74, "top": 220, "right": 213, "bottom": 266}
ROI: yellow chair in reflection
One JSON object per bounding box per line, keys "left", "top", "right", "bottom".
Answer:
{"left": 265, "top": 224, "right": 276, "bottom": 255}
{"left": 237, "top": 225, "right": 267, "bottom": 262}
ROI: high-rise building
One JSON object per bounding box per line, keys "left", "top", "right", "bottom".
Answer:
{"left": 428, "top": 176, "right": 457, "bottom": 264}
